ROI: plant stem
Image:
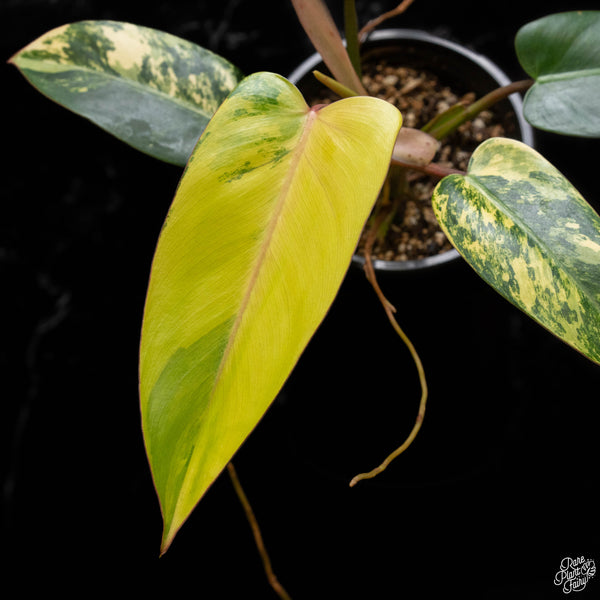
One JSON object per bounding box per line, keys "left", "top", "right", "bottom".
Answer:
{"left": 344, "top": 0, "right": 362, "bottom": 78}
{"left": 227, "top": 462, "right": 293, "bottom": 600}
{"left": 466, "top": 79, "right": 534, "bottom": 120}
{"left": 424, "top": 79, "right": 534, "bottom": 140}
{"left": 391, "top": 158, "right": 465, "bottom": 178}
{"left": 349, "top": 217, "right": 428, "bottom": 487}
{"left": 312, "top": 70, "right": 361, "bottom": 98}
{"left": 372, "top": 163, "right": 407, "bottom": 243}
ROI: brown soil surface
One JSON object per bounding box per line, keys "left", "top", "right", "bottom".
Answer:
{"left": 310, "top": 60, "right": 517, "bottom": 263}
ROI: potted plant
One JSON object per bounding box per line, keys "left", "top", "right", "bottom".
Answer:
{"left": 289, "top": 26, "right": 538, "bottom": 272}
{"left": 8, "top": 1, "right": 600, "bottom": 595}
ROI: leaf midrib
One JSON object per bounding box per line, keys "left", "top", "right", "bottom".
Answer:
{"left": 16, "top": 55, "right": 214, "bottom": 119}
{"left": 537, "top": 67, "right": 600, "bottom": 84}
{"left": 171, "top": 107, "right": 316, "bottom": 518}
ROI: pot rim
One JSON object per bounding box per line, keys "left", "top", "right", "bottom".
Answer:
{"left": 288, "top": 28, "right": 535, "bottom": 273}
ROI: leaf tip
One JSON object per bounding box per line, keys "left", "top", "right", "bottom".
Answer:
{"left": 159, "top": 524, "right": 178, "bottom": 556}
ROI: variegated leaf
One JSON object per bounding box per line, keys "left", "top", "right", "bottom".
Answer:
{"left": 516, "top": 11, "right": 600, "bottom": 137}
{"left": 10, "top": 20, "right": 243, "bottom": 165}
{"left": 139, "top": 72, "right": 401, "bottom": 552}
{"left": 433, "top": 137, "right": 600, "bottom": 364}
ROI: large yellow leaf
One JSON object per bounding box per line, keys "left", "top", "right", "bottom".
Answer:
{"left": 139, "top": 72, "right": 401, "bottom": 552}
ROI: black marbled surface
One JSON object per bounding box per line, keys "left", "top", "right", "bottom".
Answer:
{"left": 3, "top": 1, "right": 599, "bottom": 597}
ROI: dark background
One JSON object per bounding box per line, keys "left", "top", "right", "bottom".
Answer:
{"left": 2, "top": 1, "right": 599, "bottom": 597}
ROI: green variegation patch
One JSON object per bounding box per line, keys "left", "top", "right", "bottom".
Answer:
{"left": 433, "top": 137, "right": 600, "bottom": 364}
{"left": 10, "top": 20, "right": 243, "bottom": 165}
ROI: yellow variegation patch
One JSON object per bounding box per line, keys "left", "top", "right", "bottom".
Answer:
{"left": 139, "top": 72, "right": 401, "bottom": 552}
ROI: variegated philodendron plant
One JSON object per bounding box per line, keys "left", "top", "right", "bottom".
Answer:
{"left": 10, "top": 0, "right": 600, "bottom": 557}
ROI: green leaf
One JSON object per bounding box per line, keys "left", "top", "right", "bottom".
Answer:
{"left": 139, "top": 72, "right": 401, "bottom": 552}
{"left": 10, "top": 20, "right": 243, "bottom": 165}
{"left": 432, "top": 137, "right": 600, "bottom": 364}
{"left": 515, "top": 11, "right": 600, "bottom": 137}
